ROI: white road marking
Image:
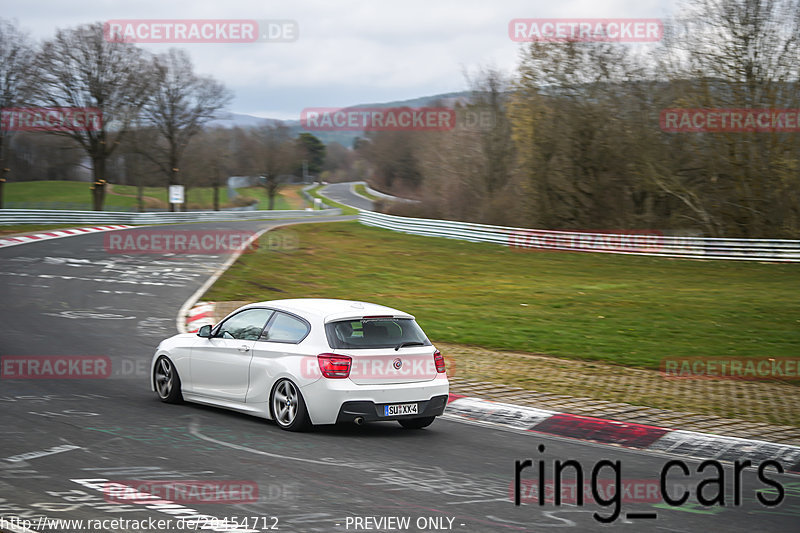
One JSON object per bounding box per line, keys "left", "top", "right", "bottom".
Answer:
{"left": 3, "top": 445, "right": 82, "bottom": 464}
{"left": 188, "top": 420, "right": 358, "bottom": 468}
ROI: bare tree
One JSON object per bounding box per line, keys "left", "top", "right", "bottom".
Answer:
{"left": 0, "top": 19, "right": 35, "bottom": 207}
{"left": 249, "top": 123, "right": 296, "bottom": 210}
{"left": 181, "top": 128, "right": 236, "bottom": 211}
{"left": 656, "top": 0, "right": 800, "bottom": 236}
{"left": 511, "top": 41, "right": 643, "bottom": 229}
{"left": 141, "top": 48, "right": 231, "bottom": 211}
{"left": 321, "top": 141, "right": 356, "bottom": 181}
{"left": 464, "top": 68, "right": 515, "bottom": 220}
{"left": 29, "top": 22, "right": 154, "bottom": 210}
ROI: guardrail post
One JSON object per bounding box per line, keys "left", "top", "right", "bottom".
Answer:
{"left": 0, "top": 172, "right": 6, "bottom": 209}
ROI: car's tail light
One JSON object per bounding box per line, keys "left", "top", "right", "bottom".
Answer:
{"left": 433, "top": 350, "right": 446, "bottom": 373}
{"left": 318, "top": 353, "right": 351, "bottom": 378}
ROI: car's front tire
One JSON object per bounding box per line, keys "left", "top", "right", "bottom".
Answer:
{"left": 154, "top": 356, "right": 183, "bottom": 404}
{"left": 398, "top": 416, "right": 435, "bottom": 429}
{"left": 270, "top": 379, "right": 311, "bottom": 432}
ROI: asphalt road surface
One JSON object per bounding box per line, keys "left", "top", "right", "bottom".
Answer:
{"left": 1, "top": 220, "right": 798, "bottom": 533}
{"left": 319, "top": 183, "right": 373, "bottom": 211}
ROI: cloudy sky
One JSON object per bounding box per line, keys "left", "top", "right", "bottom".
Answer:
{"left": 5, "top": 0, "right": 679, "bottom": 120}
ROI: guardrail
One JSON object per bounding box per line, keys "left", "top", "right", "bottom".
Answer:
{"left": 351, "top": 181, "right": 420, "bottom": 204}
{"left": 359, "top": 211, "right": 800, "bottom": 262}
{"left": 0, "top": 208, "right": 342, "bottom": 225}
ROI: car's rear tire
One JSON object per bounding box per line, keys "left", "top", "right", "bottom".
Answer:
{"left": 154, "top": 356, "right": 183, "bottom": 404}
{"left": 270, "top": 379, "right": 311, "bottom": 432}
{"left": 398, "top": 416, "right": 435, "bottom": 429}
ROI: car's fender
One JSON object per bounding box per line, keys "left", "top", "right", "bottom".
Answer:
{"left": 149, "top": 333, "right": 197, "bottom": 392}
{"left": 245, "top": 341, "right": 322, "bottom": 404}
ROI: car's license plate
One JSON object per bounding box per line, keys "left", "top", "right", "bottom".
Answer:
{"left": 384, "top": 403, "right": 418, "bottom": 416}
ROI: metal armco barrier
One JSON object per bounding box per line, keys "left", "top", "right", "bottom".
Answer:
{"left": 353, "top": 181, "right": 420, "bottom": 204}
{"left": 0, "top": 208, "right": 342, "bottom": 225}
{"left": 359, "top": 211, "right": 800, "bottom": 262}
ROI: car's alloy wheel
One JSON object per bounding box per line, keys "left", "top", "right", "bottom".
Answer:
{"left": 154, "top": 356, "right": 182, "bottom": 403}
{"left": 271, "top": 379, "right": 310, "bottom": 431}
{"left": 398, "top": 416, "right": 435, "bottom": 429}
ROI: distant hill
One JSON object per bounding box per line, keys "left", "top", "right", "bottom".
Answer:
{"left": 209, "top": 91, "right": 472, "bottom": 147}
{"left": 207, "top": 112, "right": 281, "bottom": 129}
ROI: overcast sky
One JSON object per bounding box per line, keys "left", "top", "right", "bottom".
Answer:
{"left": 5, "top": 0, "right": 679, "bottom": 120}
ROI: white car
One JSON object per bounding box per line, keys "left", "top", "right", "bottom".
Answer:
{"left": 151, "top": 299, "right": 449, "bottom": 431}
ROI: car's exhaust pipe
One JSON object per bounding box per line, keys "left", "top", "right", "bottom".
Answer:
{"left": 354, "top": 416, "right": 365, "bottom": 426}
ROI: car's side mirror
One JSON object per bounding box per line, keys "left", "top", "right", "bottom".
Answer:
{"left": 197, "top": 325, "right": 212, "bottom": 338}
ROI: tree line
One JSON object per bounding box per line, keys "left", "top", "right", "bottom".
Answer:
{"left": 2, "top": 0, "right": 798, "bottom": 236}
{"left": 356, "top": 0, "right": 799, "bottom": 238}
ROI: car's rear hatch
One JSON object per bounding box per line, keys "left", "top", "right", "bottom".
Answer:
{"left": 324, "top": 315, "right": 437, "bottom": 385}
{"left": 344, "top": 347, "right": 438, "bottom": 385}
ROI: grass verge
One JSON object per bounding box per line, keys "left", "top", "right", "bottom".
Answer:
{"left": 205, "top": 221, "right": 800, "bottom": 371}
{"left": 353, "top": 183, "right": 379, "bottom": 201}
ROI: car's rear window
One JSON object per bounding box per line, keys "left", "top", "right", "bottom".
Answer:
{"left": 325, "top": 318, "right": 431, "bottom": 349}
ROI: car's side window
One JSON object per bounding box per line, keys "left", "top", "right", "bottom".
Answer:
{"left": 262, "top": 312, "right": 309, "bottom": 343}
{"left": 215, "top": 309, "right": 274, "bottom": 341}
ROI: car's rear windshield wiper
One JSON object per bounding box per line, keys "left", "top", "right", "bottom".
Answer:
{"left": 394, "top": 341, "right": 426, "bottom": 351}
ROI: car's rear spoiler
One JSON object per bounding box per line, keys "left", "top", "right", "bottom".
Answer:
{"left": 323, "top": 312, "right": 415, "bottom": 323}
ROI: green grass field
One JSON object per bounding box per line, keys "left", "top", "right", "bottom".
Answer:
{"left": 4, "top": 181, "right": 133, "bottom": 209}
{"left": 3, "top": 181, "right": 305, "bottom": 211}
{"left": 206, "top": 221, "right": 800, "bottom": 370}
{"left": 353, "top": 183, "right": 379, "bottom": 201}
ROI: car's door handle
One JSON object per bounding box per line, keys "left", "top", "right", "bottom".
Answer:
{"left": 238, "top": 345, "right": 250, "bottom": 353}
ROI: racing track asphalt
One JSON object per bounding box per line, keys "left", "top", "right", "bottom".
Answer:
{"left": 1, "top": 220, "right": 799, "bottom": 533}
{"left": 318, "top": 183, "right": 373, "bottom": 211}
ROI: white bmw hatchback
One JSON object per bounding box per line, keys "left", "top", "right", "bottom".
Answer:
{"left": 151, "top": 299, "right": 449, "bottom": 431}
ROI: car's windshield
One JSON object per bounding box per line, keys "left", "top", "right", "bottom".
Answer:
{"left": 325, "top": 318, "right": 431, "bottom": 350}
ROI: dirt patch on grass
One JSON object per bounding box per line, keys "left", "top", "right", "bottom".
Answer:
{"left": 281, "top": 185, "right": 308, "bottom": 209}
{"left": 106, "top": 184, "right": 166, "bottom": 209}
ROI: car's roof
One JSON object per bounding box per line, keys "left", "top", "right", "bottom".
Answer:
{"left": 242, "top": 298, "right": 414, "bottom": 322}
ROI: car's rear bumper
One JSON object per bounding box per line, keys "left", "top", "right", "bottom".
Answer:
{"left": 300, "top": 375, "right": 449, "bottom": 425}
{"left": 335, "top": 394, "right": 448, "bottom": 423}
